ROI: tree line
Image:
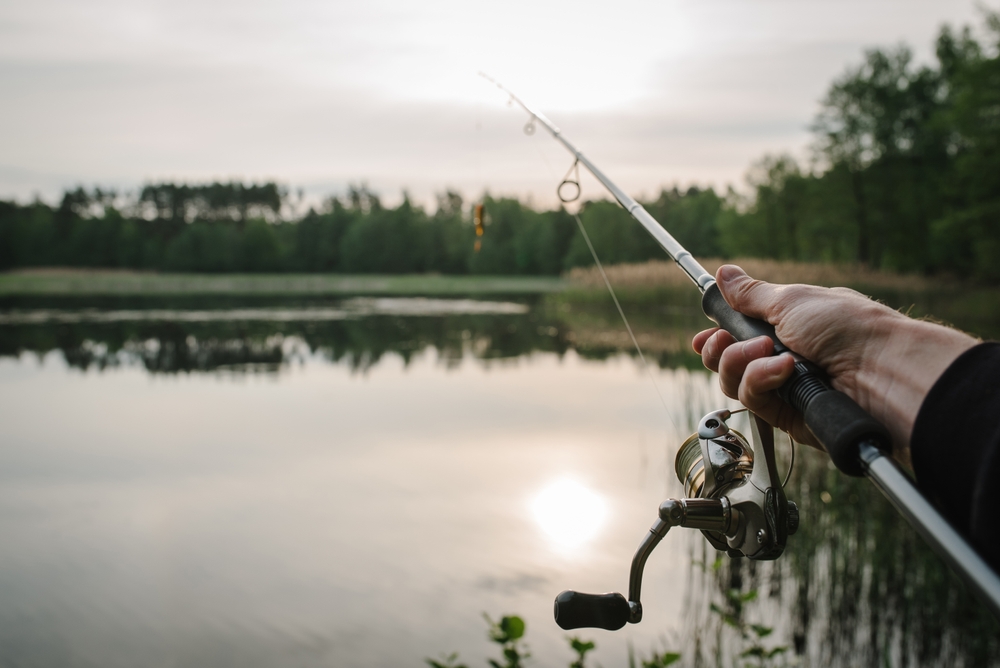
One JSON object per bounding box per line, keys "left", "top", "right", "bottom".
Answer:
{"left": 0, "top": 180, "right": 725, "bottom": 275}
{"left": 1, "top": 14, "right": 998, "bottom": 280}
{"left": 722, "top": 14, "right": 1000, "bottom": 282}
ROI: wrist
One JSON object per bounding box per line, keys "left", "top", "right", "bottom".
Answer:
{"left": 857, "top": 316, "right": 978, "bottom": 461}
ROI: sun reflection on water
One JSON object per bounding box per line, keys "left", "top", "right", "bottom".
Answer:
{"left": 531, "top": 478, "right": 608, "bottom": 551}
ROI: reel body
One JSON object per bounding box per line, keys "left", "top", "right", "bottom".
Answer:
{"left": 676, "top": 409, "right": 798, "bottom": 559}
{"left": 554, "top": 409, "right": 799, "bottom": 631}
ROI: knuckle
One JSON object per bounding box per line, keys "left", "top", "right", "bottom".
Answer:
{"left": 719, "top": 340, "right": 743, "bottom": 368}
{"left": 728, "top": 276, "right": 764, "bottom": 309}
{"left": 830, "top": 286, "right": 865, "bottom": 299}
{"left": 721, "top": 376, "right": 740, "bottom": 400}
{"left": 738, "top": 382, "right": 773, "bottom": 412}
{"left": 736, "top": 383, "right": 758, "bottom": 408}
{"left": 702, "top": 335, "right": 717, "bottom": 359}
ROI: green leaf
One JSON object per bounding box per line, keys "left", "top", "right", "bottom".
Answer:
{"left": 750, "top": 624, "right": 773, "bottom": 638}
{"left": 501, "top": 615, "right": 526, "bottom": 641}
{"left": 767, "top": 646, "right": 789, "bottom": 658}
{"left": 641, "top": 651, "right": 682, "bottom": 667}
{"left": 425, "top": 652, "right": 468, "bottom": 668}
{"left": 661, "top": 652, "right": 682, "bottom": 666}
{"left": 741, "top": 647, "right": 766, "bottom": 658}
{"left": 740, "top": 590, "right": 759, "bottom": 603}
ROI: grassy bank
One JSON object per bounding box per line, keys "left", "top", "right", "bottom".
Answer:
{"left": 561, "top": 259, "right": 1000, "bottom": 341}
{"left": 4, "top": 261, "right": 999, "bottom": 341}
{"left": 564, "top": 258, "right": 949, "bottom": 300}
{"left": 0, "top": 269, "right": 567, "bottom": 297}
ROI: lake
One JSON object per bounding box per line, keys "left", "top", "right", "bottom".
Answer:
{"left": 0, "top": 295, "right": 996, "bottom": 667}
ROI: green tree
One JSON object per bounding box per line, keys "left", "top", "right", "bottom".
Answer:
{"left": 812, "top": 44, "right": 949, "bottom": 270}
{"left": 929, "top": 16, "right": 1000, "bottom": 280}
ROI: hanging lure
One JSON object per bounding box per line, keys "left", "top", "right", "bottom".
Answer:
{"left": 473, "top": 203, "right": 485, "bottom": 253}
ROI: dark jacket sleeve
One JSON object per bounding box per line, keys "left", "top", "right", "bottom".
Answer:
{"left": 911, "top": 342, "right": 1000, "bottom": 572}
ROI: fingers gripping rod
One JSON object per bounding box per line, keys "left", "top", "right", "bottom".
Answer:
{"left": 483, "top": 74, "right": 1000, "bottom": 620}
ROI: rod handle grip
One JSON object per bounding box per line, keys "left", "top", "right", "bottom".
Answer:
{"left": 553, "top": 590, "right": 629, "bottom": 631}
{"left": 701, "top": 283, "right": 890, "bottom": 476}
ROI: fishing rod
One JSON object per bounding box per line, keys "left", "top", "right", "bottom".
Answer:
{"left": 480, "top": 73, "right": 1000, "bottom": 624}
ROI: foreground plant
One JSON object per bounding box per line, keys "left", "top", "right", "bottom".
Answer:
{"left": 427, "top": 613, "right": 678, "bottom": 667}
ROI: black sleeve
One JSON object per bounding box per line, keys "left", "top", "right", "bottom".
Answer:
{"left": 911, "top": 342, "right": 1000, "bottom": 572}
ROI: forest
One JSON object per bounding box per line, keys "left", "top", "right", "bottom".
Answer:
{"left": 1, "top": 16, "right": 998, "bottom": 281}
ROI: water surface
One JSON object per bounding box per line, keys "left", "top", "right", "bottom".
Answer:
{"left": 0, "top": 297, "right": 995, "bottom": 667}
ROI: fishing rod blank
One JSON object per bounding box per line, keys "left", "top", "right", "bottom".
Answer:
{"left": 481, "top": 73, "right": 1000, "bottom": 620}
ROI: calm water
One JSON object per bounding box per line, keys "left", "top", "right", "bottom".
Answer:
{"left": 0, "top": 297, "right": 996, "bottom": 667}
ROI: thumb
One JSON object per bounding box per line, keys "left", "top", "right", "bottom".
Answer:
{"left": 716, "top": 264, "right": 780, "bottom": 322}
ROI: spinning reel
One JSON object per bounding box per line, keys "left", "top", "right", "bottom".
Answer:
{"left": 554, "top": 409, "right": 799, "bottom": 631}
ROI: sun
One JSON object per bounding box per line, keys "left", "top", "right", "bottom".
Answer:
{"left": 531, "top": 478, "right": 608, "bottom": 551}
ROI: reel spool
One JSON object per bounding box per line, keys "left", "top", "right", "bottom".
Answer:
{"left": 675, "top": 426, "right": 753, "bottom": 499}
{"left": 553, "top": 409, "right": 799, "bottom": 631}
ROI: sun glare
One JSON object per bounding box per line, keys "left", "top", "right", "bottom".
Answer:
{"left": 531, "top": 478, "right": 608, "bottom": 551}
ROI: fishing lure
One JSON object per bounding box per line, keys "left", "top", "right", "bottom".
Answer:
{"left": 473, "top": 203, "right": 485, "bottom": 253}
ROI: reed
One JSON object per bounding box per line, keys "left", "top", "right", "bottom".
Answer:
{"left": 565, "top": 259, "right": 945, "bottom": 292}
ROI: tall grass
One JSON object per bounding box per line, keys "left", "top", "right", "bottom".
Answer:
{"left": 560, "top": 259, "right": 1000, "bottom": 341}
{"left": 565, "top": 259, "right": 945, "bottom": 292}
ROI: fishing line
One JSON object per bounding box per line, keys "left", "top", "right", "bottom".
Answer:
{"left": 572, "top": 210, "right": 676, "bottom": 430}
{"left": 525, "top": 124, "right": 677, "bottom": 429}
{"left": 526, "top": 111, "right": 793, "bottom": 470}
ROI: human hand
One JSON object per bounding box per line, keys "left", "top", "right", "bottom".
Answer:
{"left": 692, "top": 264, "right": 977, "bottom": 459}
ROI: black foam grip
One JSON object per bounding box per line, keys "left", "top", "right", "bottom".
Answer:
{"left": 701, "top": 284, "right": 890, "bottom": 477}
{"left": 553, "top": 590, "right": 629, "bottom": 631}
{"left": 801, "top": 390, "right": 889, "bottom": 476}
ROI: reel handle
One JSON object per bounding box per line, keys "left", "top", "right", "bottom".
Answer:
{"left": 702, "top": 283, "right": 890, "bottom": 476}
{"left": 553, "top": 590, "right": 630, "bottom": 631}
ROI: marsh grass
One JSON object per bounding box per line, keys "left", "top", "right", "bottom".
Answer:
{"left": 562, "top": 259, "right": 1000, "bottom": 341}
{"left": 565, "top": 259, "right": 946, "bottom": 293}
{"left": 0, "top": 270, "right": 567, "bottom": 297}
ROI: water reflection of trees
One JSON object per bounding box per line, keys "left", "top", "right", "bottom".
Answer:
{"left": 0, "top": 308, "right": 580, "bottom": 375}
{"left": 0, "top": 298, "right": 712, "bottom": 374}
{"left": 683, "top": 446, "right": 1000, "bottom": 667}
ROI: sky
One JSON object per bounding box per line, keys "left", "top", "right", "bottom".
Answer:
{"left": 0, "top": 0, "right": 995, "bottom": 210}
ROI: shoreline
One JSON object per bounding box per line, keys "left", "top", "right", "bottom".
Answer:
{"left": 0, "top": 270, "right": 568, "bottom": 297}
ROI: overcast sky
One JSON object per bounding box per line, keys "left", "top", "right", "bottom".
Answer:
{"left": 0, "top": 0, "right": 995, "bottom": 209}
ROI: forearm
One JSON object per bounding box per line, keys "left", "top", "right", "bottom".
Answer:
{"left": 853, "top": 317, "right": 978, "bottom": 466}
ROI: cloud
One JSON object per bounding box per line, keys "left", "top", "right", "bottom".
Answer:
{"left": 0, "top": 0, "right": 993, "bottom": 206}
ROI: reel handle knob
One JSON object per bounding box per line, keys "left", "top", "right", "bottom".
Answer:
{"left": 553, "top": 590, "right": 630, "bottom": 630}
{"left": 701, "top": 283, "right": 891, "bottom": 476}
{"left": 787, "top": 501, "right": 800, "bottom": 535}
